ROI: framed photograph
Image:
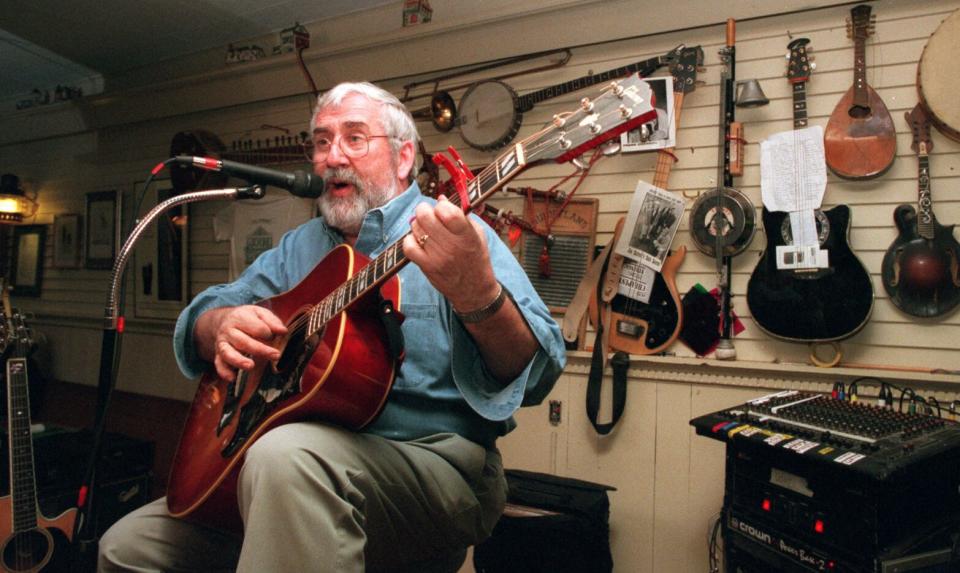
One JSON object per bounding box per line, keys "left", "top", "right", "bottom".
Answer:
{"left": 10, "top": 224, "right": 46, "bottom": 297}
{"left": 53, "top": 213, "right": 82, "bottom": 268}
{"left": 85, "top": 190, "right": 121, "bottom": 269}
{"left": 620, "top": 77, "right": 676, "bottom": 152}
{"left": 133, "top": 180, "right": 189, "bottom": 319}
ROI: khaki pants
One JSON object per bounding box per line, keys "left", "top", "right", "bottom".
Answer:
{"left": 98, "top": 423, "right": 506, "bottom": 572}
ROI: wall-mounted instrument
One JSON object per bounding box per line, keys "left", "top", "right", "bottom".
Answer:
{"left": 918, "top": 8, "right": 960, "bottom": 143}
{"left": 0, "top": 284, "right": 76, "bottom": 572}
{"left": 169, "top": 129, "right": 310, "bottom": 194}
{"left": 824, "top": 4, "right": 896, "bottom": 179}
{"left": 881, "top": 104, "right": 960, "bottom": 318}
{"left": 688, "top": 20, "right": 755, "bottom": 360}
{"left": 587, "top": 46, "right": 704, "bottom": 356}
{"left": 747, "top": 38, "right": 874, "bottom": 342}
{"left": 167, "top": 76, "right": 658, "bottom": 531}
{"left": 457, "top": 45, "right": 683, "bottom": 151}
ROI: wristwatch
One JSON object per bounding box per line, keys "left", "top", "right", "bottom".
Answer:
{"left": 454, "top": 282, "right": 508, "bottom": 323}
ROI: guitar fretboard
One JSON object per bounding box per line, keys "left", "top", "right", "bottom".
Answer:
{"left": 792, "top": 82, "right": 808, "bottom": 128}
{"left": 7, "top": 357, "right": 39, "bottom": 532}
{"left": 918, "top": 153, "right": 934, "bottom": 239}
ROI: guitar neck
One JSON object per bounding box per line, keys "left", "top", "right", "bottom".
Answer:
{"left": 852, "top": 35, "right": 869, "bottom": 108}
{"left": 518, "top": 55, "right": 664, "bottom": 111}
{"left": 7, "top": 357, "right": 39, "bottom": 532}
{"left": 792, "top": 80, "right": 809, "bottom": 129}
{"left": 651, "top": 92, "right": 686, "bottom": 189}
{"left": 917, "top": 152, "right": 935, "bottom": 239}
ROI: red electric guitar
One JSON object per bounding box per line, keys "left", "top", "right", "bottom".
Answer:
{"left": 167, "top": 76, "right": 657, "bottom": 530}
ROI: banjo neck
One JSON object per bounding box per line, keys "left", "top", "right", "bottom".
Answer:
{"left": 516, "top": 51, "right": 676, "bottom": 113}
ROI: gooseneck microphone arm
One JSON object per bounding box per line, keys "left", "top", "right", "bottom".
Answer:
{"left": 72, "top": 184, "right": 266, "bottom": 566}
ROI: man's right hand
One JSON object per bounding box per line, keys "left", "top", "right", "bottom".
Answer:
{"left": 194, "top": 305, "right": 288, "bottom": 382}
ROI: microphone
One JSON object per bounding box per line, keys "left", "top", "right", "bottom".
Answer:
{"left": 173, "top": 156, "right": 324, "bottom": 198}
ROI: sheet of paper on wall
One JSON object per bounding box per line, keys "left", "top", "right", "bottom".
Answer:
{"left": 617, "top": 259, "right": 656, "bottom": 304}
{"left": 760, "top": 125, "right": 828, "bottom": 269}
{"left": 614, "top": 180, "right": 684, "bottom": 272}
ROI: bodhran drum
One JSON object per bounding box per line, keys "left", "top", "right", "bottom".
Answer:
{"left": 457, "top": 80, "right": 522, "bottom": 151}
{"left": 918, "top": 8, "right": 960, "bottom": 142}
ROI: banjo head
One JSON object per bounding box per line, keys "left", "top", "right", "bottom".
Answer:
{"left": 457, "top": 80, "right": 522, "bottom": 151}
{"left": 919, "top": 8, "right": 960, "bottom": 142}
{"left": 689, "top": 187, "right": 756, "bottom": 257}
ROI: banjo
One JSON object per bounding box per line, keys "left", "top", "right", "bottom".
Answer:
{"left": 918, "top": 8, "right": 960, "bottom": 142}
{"left": 457, "top": 45, "right": 683, "bottom": 151}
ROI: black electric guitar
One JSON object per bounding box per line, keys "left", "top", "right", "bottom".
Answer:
{"left": 587, "top": 46, "right": 704, "bottom": 355}
{"left": 746, "top": 38, "right": 873, "bottom": 342}
{"left": 0, "top": 284, "right": 76, "bottom": 572}
{"left": 881, "top": 104, "right": 960, "bottom": 317}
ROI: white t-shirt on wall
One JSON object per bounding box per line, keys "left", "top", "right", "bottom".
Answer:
{"left": 214, "top": 190, "right": 316, "bottom": 280}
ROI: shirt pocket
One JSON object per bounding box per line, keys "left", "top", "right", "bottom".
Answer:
{"left": 395, "top": 302, "right": 450, "bottom": 389}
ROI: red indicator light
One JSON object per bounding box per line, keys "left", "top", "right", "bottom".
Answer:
{"left": 814, "top": 519, "right": 825, "bottom": 534}
{"left": 761, "top": 498, "right": 771, "bottom": 511}
{"left": 828, "top": 560, "right": 835, "bottom": 569}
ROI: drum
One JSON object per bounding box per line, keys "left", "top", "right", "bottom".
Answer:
{"left": 918, "top": 8, "right": 960, "bottom": 142}
{"left": 457, "top": 80, "right": 522, "bottom": 151}
{"left": 688, "top": 187, "right": 756, "bottom": 258}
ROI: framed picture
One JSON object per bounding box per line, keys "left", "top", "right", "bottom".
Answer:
{"left": 133, "top": 180, "right": 189, "bottom": 319}
{"left": 85, "top": 190, "right": 121, "bottom": 269}
{"left": 620, "top": 77, "right": 676, "bottom": 152}
{"left": 10, "top": 224, "right": 46, "bottom": 297}
{"left": 53, "top": 213, "right": 82, "bottom": 268}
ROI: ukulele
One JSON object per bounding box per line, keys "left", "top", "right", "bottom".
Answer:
{"left": 587, "top": 46, "right": 704, "bottom": 355}
{"left": 167, "top": 76, "right": 658, "bottom": 531}
{"left": 881, "top": 104, "right": 960, "bottom": 318}
{"left": 824, "top": 4, "right": 896, "bottom": 179}
{"left": 0, "top": 284, "right": 76, "bottom": 572}
{"left": 688, "top": 19, "right": 755, "bottom": 360}
{"left": 747, "top": 39, "right": 874, "bottom": 342}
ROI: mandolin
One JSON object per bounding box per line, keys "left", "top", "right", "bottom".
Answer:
{"left": 167, "top": 76, "right": 657, "bottom": 531}
{"left": 881, "top": 104, "right": 960, "bottom": 318}
{"left": 587, "top": 46, "right": 704, "bottom": 355}
{"left": 747, "top": 38, "right": 874, "bottom": 342}
{"left": 0, "top": 283, "right": 76, "bottom": 572}
{"left": 824, "top": 4, "right": 896, "bottom": 180}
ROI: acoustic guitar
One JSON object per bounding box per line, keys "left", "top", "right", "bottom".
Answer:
{"left": 881, "top": 104, "right": 960, "bottom": 318}
{"left": 587, "top": 46, "right": 704, "bottom": 355}
{"left": 167, "top": 76, "right": 658, "bottom": 531}
{"left": 0, "top": 284, "right": 76, "bottom": 572}
{"left": 824, "top": 4, "right": 896, "bottom": 180}
{"left": 747, "top": 38, "right": 874, "bottom": 342}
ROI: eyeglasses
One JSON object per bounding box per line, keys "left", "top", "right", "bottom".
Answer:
{"left": 302, "top": 133, "right": 395, "bottom": 163}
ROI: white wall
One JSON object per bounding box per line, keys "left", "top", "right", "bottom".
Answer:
{"left": 2, "top": 0, "right": 959, "bottom": 570}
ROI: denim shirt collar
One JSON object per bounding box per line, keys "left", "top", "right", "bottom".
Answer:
{"left": 354, "top": 182, "right": 422, "bottom": 255}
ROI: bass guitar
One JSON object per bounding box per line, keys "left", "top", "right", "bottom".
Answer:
{"left": 587, "top": 46, "right": 704, "bottom": 355}
{"left": 824, "top": 3, "right": 896, "bottom": 179}
{"left": 747, "top": 38, "right": 874, "bottom": 342}
{"left": 881, "top": 104, "right": 960, "bottom": 318}
{"left": 0, "top": 283, "right": 76, "bottom": 572}
{"left": 167, "top": 76, "right": 658, "bottom": 530}
{"left": 457, "top": 44, "right": 682, "bottom": 151}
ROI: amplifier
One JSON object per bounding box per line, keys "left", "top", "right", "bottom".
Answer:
{"left": 691, "top": 391, "right": 960, "bottom": 572}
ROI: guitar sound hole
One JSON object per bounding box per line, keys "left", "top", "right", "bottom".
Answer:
{"left": 780, "top": 210, "right": 830, "bottom": 247}
{"left": 2, "top": 529, "right": 52, "bottom": 571}
{"left": 848, "top": 104, "right": 871, "bottom": 119}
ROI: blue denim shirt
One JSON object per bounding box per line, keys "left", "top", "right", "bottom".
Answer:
{"left": 173, "top": 183, "right": 566, "bottom": 447}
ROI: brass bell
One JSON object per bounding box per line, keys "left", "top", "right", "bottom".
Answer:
{"left": 735, "top": 79, "right": 769, "bottom": 108}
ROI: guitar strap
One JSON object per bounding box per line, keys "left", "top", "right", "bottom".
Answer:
{"left": 586, "top": 283, "right": 629, "bottom": 435}
{"left": 378, "top": 297, "right": 405, "bottom": 364}
{"left": 562, "top": 235, "right": 615, "bottom": 345}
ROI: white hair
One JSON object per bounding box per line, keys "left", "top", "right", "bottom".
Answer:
{"left": 311, "top": 82, "right": 422, "bottom": 180}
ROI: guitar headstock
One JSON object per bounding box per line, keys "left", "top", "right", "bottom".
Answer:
{"left": 526, "top": 74, "right": 657, "bottom": 165}
{"left": 906, "top": 103, "right": 933, "bottom": 155}
{"left": 671, "top": 46, "right": 705, "bottom": 94}
{"left": 786, "top": 38, "right": 814, "bottom": 83}
{"left": 847, "top": 4, "right": 876, "bottom": 40}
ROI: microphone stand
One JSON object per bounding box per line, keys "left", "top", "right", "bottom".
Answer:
{"left": 72, "top": 184, "right": 265, "bottom": 569}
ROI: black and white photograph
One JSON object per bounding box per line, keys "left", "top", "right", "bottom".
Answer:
{"left": 615, "top": 180, "right": 684, "bottom": 271}
{"left": 619, "top": 77, "right": 676, "bottom": 152}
